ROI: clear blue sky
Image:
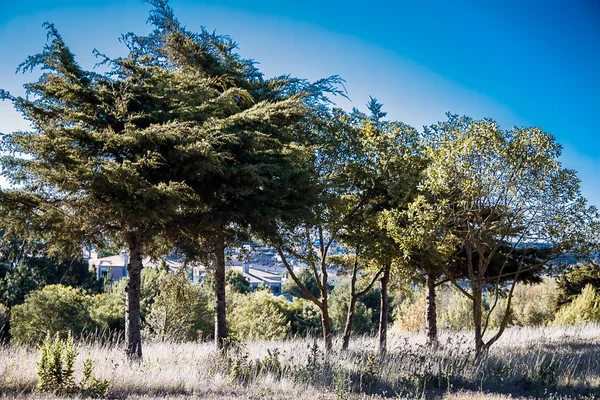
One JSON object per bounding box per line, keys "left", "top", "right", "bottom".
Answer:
{"left": 1, "top": 1, "right": 599, "bottom": 206}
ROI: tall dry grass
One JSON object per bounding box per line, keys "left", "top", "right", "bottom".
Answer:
{"left": 1, "top": 324, "right": 599, "bottom": 399}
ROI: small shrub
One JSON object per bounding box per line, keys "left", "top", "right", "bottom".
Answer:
{"left": 228, "top": 290, "right": 291, "bottom": 340}
{"left": 36, "top": 333, "right": 108, "bottom": 397}
{"left": 36, "top": 332, "right": 78, "bottom": 395}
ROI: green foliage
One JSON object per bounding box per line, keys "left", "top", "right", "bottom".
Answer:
{"left": 554, "top": 284, "right": 600, "bottom": 325}
{"left": 10, "top": 284, "right": 96, "bottom": 345}
{"left": 36, "top": 333, "right": 108, "bottom": 397}
{"left": 80, "top": 356, "right": 110, "bottom": 397}
{"left": 329, "top": 278, "right": 374, "bottom": 334}
{"left": 225, "top": 270, "right": 251, "bottom": 294}
{"left": 282, "top": 268, "right": 321, "bottom": 300}
{"left": 285, "top": 298, "right": 322, "bottom": 337}
{"left": 228, "top": 290, "right": 291, "bottom": 340}
{"left": 89, "top": 279, "right": 127, "bottom": 333}
{"left": 503, "top": 280, "right": 557, "bottom": 327}
{"left": 36, "top": 333, "right": 78, "bottom": 395}
{"left": 146, "top": 270, "right": 212, "bottom": 342}
{"left": 0, "top": 254, "right": 98, "bottom": 309}
{"left": 557, "top": 262, "right": 600, "bottom": 306}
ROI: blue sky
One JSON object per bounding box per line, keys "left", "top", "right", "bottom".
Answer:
{"left": 1, "top": 1, "right": 599, "bottom": 206}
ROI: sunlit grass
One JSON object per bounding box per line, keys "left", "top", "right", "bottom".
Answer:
{"left": 1, "top": 324, "right": 599, "bottom": 399}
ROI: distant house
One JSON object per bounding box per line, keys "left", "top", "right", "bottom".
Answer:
{"left": 230, "top": 264, "right": 283, "bottom": 295}
{"left": 88, "top": 251, "right": 184, "bottom": 281}
{"left": 89, "top": 252, "right": 285, "bottom": 295}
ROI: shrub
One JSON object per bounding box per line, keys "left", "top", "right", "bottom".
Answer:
{"left": 557, "top": 262, "right": 600, "bottom": 306}
{"left": 36, "top": 332, "right": 108, "bottom": 397}
{"left": 329, "top": 278, "right": 374, "bottom": 334}
{"left": 228, "top": 290, "right": 291, "bottom": 340}
{"left": 285, "top": 298, "right": 322, "bottom": 337}
{"left": 393, "top": 289, "right": 425, "bottom": 332}
{"left": 145, "top": 270, "right": 212, "bottom": 342}
{"left": 506, "top": 279, "right": 557, "bottom": 327}
{"left": 10, "top": 284, "right": 96, "bottom": 345}
{"left": 554, "top": 284, "right": 600, "bottom": 325}
{"left": 36, "top": 332, "right": 78, "bottom": 395}
{"left": 90, "top": 279, "right": 126, "bottom": 333}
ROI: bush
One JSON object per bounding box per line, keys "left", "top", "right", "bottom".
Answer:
{"left": 10, "top": 284, "right": 96, "bottom": 345}
{"left": 36, "top": 332, "right": 108, "bottom": 397}
{"left": 507, "top": 279, "right": 557, "bottom": 327}
{"left": 329, "top": 278, "right": 374, "bottom": 334}
{"left": 557, "top": 262, "right": 600, "bottom": 306}
{"left": 393, "top": 288, "right": 425, "bottom": 333}
{"left": 554, "top": 284, "right": 600, "bottom": 325}
{"left": 228, "top": 290, "right": 291, "bottom": 340}
{"left": 90, "top": 279, "right": 127, "bottom": 333}
{"left": 285, "top": 298, "right": 322, "bottom": 337}
{"left": 145, "top": 270, "right": 212, "bottom": 342}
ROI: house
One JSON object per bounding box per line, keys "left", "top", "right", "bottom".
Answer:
{"left": 88, "top": 251, "right": 184, "bottom": 281}
{"left": 89, "top": 251, "right": 285, "bottom": 295}
{"left": 230, "top": 264, "right": 283, "bottom": 295}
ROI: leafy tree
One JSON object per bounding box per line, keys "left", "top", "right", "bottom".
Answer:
{"left": 395, "top": 115, "right": 599, "bottom": 355}
{"left": 0, "top": 14, "right": 237, "bottom": 358}
{"left": 129, "top": 0, "right": 342, "bottom": 352}
{"left": 328, "top": 278, "right": 374, "bottom": 335}
{"left": 10, "top": 284, "right": 96, "bottom": 345}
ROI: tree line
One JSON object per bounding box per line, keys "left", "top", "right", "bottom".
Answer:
{"left": 1, "top": 0, "right": 598, "bottom": 359}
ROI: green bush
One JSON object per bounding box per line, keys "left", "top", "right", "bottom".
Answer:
{"left": 36, "top": 332, "right": 108, "bottom": 397}
{"left": 554, "top": 284, "right": 600, "bottom": 325}
{"left": 329, "top": 278, "right": 374, "bottom": 334}
{"left": 10, "top": 284, "right": 96, "bottom": 345}
{"left": 285, "top": 298, "right": 322, "bottom": 337}
{"left": 146, "top": 270, "right": 212, "bottom": 342}
{"left": 557, "top": 262, "right": 600, "bottom": 306}
{"left": 505, "top": 280, "right": 557, "bottom": 327}
{"left": 90, "top": 279, "right": 127, "bottom": 333}
{"left": 228, "top": 290, "right": 291, "bottom": 340}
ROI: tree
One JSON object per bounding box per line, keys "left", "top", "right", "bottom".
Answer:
{"left": 398, "top": 115, "right": 599, "bottom": 355}
{"left": 0, "top": 19, "right": 232, "bottom": 358}
{"left": 128, "top": 0, "right": 343, "bottom": 352}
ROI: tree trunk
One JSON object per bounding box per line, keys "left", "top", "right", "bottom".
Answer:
{"left": 473, "top": 282, "right": 484, "bottom": 357}
{"left": 125, "top": 231, "right": 143, "bottom": 360}
{"left": 378, "top": 263, "right": 390, "bottom": 356}
{"left": 425, "top": 272, "right": 438, "bottom": 346}
{"left": 321, "top": 292, "right": 333, "bottom": 353}
{"left": 341, "top": 296, "right": 357, "bottom": 351}
{"left": 214, "top": 238, "right": 227, "bottom": 352}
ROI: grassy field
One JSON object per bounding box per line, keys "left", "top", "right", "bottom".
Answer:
{"left": 1, "top": 324, "right": 599, "bottom": 399}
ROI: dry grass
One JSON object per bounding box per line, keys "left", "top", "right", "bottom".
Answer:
{"left": 1, "top": 324, "right": 599, "bottom": 399}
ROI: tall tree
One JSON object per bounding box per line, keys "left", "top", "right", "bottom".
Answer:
{"left": 134, "top": 0, "right": 344, "bottom": 351}
{"left": 399, "top": 115, "right": 599, "bottom": 355}
{"left": 0, "top": 21, "right": 236, "bottom": 358}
